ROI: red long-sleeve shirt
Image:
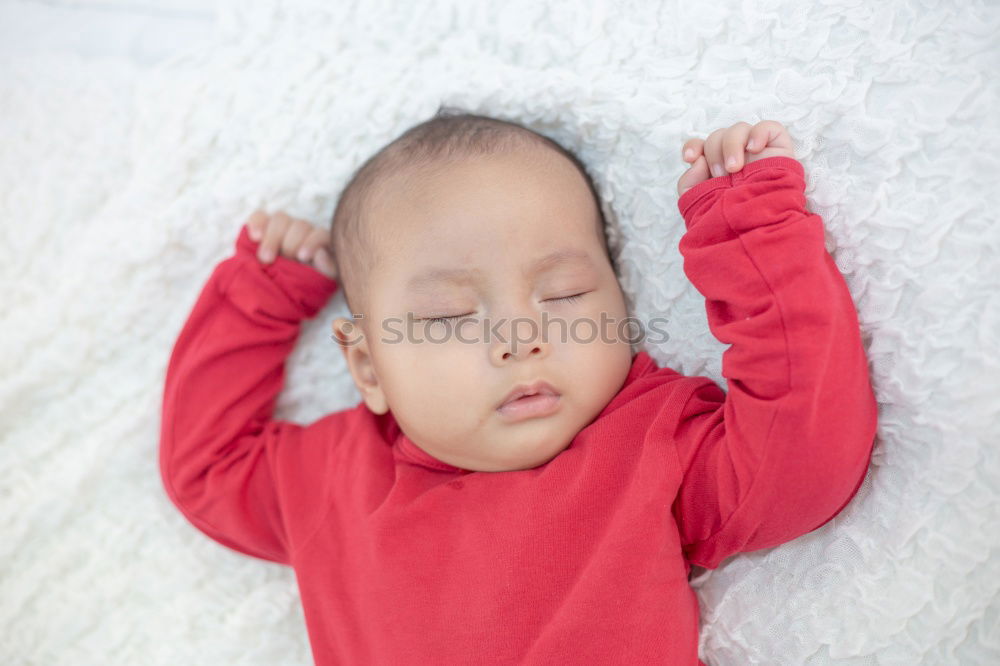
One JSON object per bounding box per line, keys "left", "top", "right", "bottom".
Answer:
{"left": 159, "top": 156, "right": 878, "bottom": 665}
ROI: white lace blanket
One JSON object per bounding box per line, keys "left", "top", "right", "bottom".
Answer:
{"left": 2, "top": 0, "right": 998, "bottom": 663}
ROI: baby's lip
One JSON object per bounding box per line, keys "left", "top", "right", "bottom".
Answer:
{"left": 498, "top": 381, "right": 560, "bottom": 409}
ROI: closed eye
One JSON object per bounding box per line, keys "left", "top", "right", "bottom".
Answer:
{"left": 419, "top": 292, "right": 589, "bottom": 323}
{"left": 419, "top": 313, "right": 475, "bottom": 324}
{"left": 546, "top": 292, "right": 589, "bottom": 304}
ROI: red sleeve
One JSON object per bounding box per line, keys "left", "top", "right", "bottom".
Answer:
{"left": 159, "top": 224, "right": 339, "bottom": 565}
{"left": 670, "top": 156, "right": 878, "bottom": 570}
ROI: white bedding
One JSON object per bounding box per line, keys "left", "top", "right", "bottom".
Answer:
{"left": 2, "top": 0, "right": 998, "bottom": 663}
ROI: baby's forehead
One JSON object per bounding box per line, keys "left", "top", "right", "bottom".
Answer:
{"left": 377, "top": 155, "right": 595, "bottom": 226}
{"left": 360, "top": 146, "right": 607, "bottom": 275}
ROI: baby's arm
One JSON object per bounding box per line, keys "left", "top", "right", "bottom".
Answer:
{"left": 669, "top": 125, "right": 878, "bottom": 570}
{"left": 159, "top": 214, "right": 338, "bottom": 564}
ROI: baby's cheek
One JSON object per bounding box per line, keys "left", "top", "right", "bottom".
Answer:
{"left": 397, "top": 347, "right": 468, "bottom": 410}
{"left": 572, "top": 335, "right": 631, "bottom": 406}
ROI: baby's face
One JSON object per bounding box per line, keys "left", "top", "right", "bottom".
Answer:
{"left": 336, "top": 145, "right": 633, "bottom": 472}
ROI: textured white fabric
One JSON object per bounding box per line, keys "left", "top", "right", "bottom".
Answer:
{"left": 2, "top": 0, "right": 998, "bottom": 664}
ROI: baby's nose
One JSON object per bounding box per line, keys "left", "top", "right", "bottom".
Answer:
{"left": 488, "top": 315, "right": 551, "bottom": 364}
{"left": 497, "top": 341, "right": 544, "bottom": 362}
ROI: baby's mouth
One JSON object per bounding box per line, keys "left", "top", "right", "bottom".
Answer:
{"left": 497, "top": 380, "right": 560, "bottom": 409}
{"left": 496, "top": 381, "right": 562, "bottom": 422}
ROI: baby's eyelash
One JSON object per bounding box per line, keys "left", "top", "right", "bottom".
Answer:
{"left": 547, "top": 293, "right": 587, "bottom": 304}
{"left": 422, "top": 313, "right": 474, "bottom": 324}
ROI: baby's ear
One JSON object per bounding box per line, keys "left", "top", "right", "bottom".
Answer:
{"left": 331, "top": 317, "right": 388, "bottom": 415}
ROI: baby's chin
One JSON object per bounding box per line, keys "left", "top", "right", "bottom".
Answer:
{"left": 478, "top": 426, "right": 577, "bottom": 472}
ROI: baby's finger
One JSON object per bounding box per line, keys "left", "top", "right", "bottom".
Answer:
{"left": 702, "top": 128, "right": 726, "bottom": 179}
{"left": 677, "top": 155, "right": 710, "bottom": 196}
{"left": 681, "top": 138, "right": 705, "bottom": 163}
{"left": 296, "top": 227, "right": 331, "bottom": 262}
{"left": 312, "top": 246, "right": 338, "bottom": 280}
{"left": 747, "top": 119, "right": 786, "bottom": 152}
{"left": 722, "top": 122, "right": 752, "bottom": 173}
{"left": 259, "top": 212, "right": 291, "bottom": 263}
{"left": 279, "top": 220, "right": 311, "bottom": 259}
{"left": 246, "top": 209, "right": 268, "bottom": 241}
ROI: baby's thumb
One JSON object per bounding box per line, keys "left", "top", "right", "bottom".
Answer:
{"left": 312, "top": 246, "right": 338, "bottom": 280}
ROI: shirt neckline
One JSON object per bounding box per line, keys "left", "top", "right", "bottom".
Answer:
{"left": 390, "top": 424, "right": 472, "bottom": 474}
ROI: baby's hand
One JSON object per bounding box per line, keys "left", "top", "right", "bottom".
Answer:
{"left": 677, "top": 120, "right": 796, "bottom": 196}
{"left": 244, "top": 209, "right": 338, "bottom": 280}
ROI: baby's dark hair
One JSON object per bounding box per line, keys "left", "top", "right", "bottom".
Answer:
{"left": 329, "top": 104, "right": 613, "bottom": 317}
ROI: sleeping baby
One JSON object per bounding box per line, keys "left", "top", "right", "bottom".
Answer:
{"left": 159, "top": 107, "right": 878, "bottom": 664}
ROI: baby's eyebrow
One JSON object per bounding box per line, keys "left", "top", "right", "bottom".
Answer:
{"left": 526, "top": 248, "right": 594, "bottom": 277}
{"left": 406, "top": 266, "right": 481, "bottom": 292}
{"left": 405, "top": 248, "right": 594, "bottom": 293}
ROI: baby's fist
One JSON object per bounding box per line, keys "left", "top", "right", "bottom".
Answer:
{"left": 245, "top": 210, "right": 338, "bottom": 280}
{"left": 677, "top": 120, "right": 795, "bottom": 196}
